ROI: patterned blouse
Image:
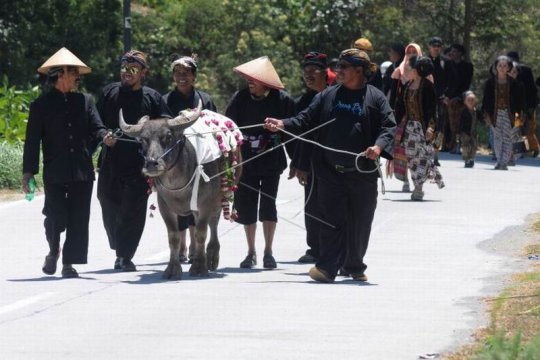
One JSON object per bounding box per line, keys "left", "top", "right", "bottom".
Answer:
{"left": 495, "top": 82, "right": 510, "bottom": 110}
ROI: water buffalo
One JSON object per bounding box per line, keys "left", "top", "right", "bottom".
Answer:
{"left": 119, "top": 101, "right": 238, "bottom": 279}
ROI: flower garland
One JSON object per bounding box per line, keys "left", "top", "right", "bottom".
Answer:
{"left": 201, "top": 113, "right": 243, "bottom": 221}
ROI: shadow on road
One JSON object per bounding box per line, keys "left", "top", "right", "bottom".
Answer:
{"left": 389, "top": 199, "right": 442, "bottom": 203}
{"left": 8, "top": 275, "right": 97, "bottom": 281}
{"left": 217, "top": 267, "right": 266, "bottom": 274}
{"left": 121, "top": 269, "right": 227, "bottom": 284}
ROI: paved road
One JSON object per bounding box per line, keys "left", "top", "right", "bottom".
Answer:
{"left": 1, "top": 153, "right": 539, "bottom": 360}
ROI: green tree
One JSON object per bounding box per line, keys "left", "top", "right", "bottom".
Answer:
{"left": 0, "top": 0, "right": 122, "bottom": 94}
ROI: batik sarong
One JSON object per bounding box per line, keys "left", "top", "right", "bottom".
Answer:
{"left": 493, "top": 109, "right": 519, "bottom": 166}
{"left": 404, "top": 120, "right": 444, "bottom": 188}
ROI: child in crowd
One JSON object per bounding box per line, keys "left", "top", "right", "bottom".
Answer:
{"left": 460, "top": 90, "right": 478, "bottom": 167}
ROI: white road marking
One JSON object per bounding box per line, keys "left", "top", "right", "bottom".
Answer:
{"left": 0, "top": 292, "right": 55, "bottom": 315}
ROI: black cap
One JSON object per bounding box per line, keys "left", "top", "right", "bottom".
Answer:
{"left": 302, "top": 52, "right": 328, "bottom": 69}
{"left": 429, "top": 36, "right": 443, "bottom": 46}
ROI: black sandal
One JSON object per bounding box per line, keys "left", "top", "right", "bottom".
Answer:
{"left": 42, "top": 254, "right": 59, "bottom": 275}
{"left": 263, "top": 254, "right": 277, "bottom": 269}
{"left": 61, "top": 266, "right": 79, "bottom": 278}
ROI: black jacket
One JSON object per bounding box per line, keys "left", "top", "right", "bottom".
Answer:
{"left": 163, "top": 88, "right": 217, "bottom": 115}
{"left": 481, "top": 76, "right": 525, "bottom": 127}
{"left": 96, "top": 82, "right": 171, "bottom": 175}
{"left": 444, "top": 60, "right": 473, "bottom": 98}
{"left": 23, "top": 88, "right": 108, "bottom": 185}
{"left": 368, "top": 68, "right": 383, "bottom": 91}
{"left": 429, "top": 55, "right": 448, "bottom": 98}
{"left": 395, "top": 79, "right": 437, "bottom": 133}
{"left": 291, "top": 89, "right": 319, "bottom": 171}
{"left": 225, "top": 88, "right": 295, "bottom": 176}
{"left": 283, "top": 84, "right": 396, "bottom": 175}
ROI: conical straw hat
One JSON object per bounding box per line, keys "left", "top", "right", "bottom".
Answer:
{"left": 233, "top": 56, "right": 284, "bottom": 90}
{"left": 37, "top": 47, "right": 91, "bottom": 75}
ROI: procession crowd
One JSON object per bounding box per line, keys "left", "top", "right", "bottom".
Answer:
{"left": 22, "top": 34, "right": 538, "bottom": 283}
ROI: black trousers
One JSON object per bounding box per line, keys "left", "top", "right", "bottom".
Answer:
{"left": 303, "top": 172, "right": 320, "bottom": 258}
{"left": 233, "top": 174, "right": 280, "bottom": 225}
{"left": 97, "top": 168, "right": 149, "bottom": 261}
{"left": 42, "top": 181, "right": 93, "bottom": 264}
{"left": 314, "top": 163, "right": 378, "bottom": 279}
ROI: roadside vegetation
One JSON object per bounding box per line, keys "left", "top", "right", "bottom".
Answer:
{"left": 0, "top": 78, "right": 41, "bottom": 192}
{"left": 444, "top": 216, "right": 540, "bottom": 359}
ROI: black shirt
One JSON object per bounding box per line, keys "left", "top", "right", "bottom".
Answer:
{"left": 163, "top": 88, "right": 217, "bottom": 115}
{"left": 324, "top": 87, "right": 368, "bottom": 167}
{"left": 429, "top": 55, "right": 448, "bottom": 98}
{"left": 225, "top": 88, "right": 295, "bottom": 176}
{"left": 96, "top": 82, "right": 171, "bottom": 175}
{"left": 23, "top": 88, "right": 108, "bottom": 185}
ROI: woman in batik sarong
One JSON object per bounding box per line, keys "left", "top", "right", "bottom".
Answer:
{"left": 394, "top": 56, "right": 444, "bottom": 201}
{"left": 388, "top": 44, "right": 434, "bottom": 192}
{"left": 459, "top": 91, "right": 478, "bottom": 168}
{"left": 482, "top": 56, "right": 525, "bottom": 170}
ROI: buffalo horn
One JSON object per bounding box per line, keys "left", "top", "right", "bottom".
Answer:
{"left": 167, "top": 99, "right": 203, "bottom": 128}
{"left": 118, "top": 109, "right": 148, "bottom": 136}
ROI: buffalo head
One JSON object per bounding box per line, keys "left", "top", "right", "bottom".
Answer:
{"left": 119, "top": 100, "right": 202, "bottom": 177}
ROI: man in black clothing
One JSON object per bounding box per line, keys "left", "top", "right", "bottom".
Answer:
{"left": 265, "top": 49, "right": 396, "bottom": 283}
{"left": 226, "top": 56, "right": 295, "bottom": 270}
{"left": 291, "top": 52, "right": 328, "bottom": 264}
{"left": 382, "top": 43, "right": 405, "bottom": 98}
{"left": 96, "top": 50, "right": 171, "bottom": 272}
{"left": 507, "top": 51, "right": 539, "bottom": 157}
{"left": 23, "top": 48, "right": 111, "bottom": 278}
{"left": 163, "top": 55, "right": 218, "bottom": 262}
{"left": 443, "top": 43, "right": 474, "bottom": 152}
{"left": 428, "top": 36, "right": 448, "bottom": 165}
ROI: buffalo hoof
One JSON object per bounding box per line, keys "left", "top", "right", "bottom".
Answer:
{"left": 189, "top": 262, "right": 209, "bottom": 277}
{"left": 163, "top": 261, "right": 183, "bottom": 280}
{"left": 206, "top": 252, "right": 220, "bottom": 271}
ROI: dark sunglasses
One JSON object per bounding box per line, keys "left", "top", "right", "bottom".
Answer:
{"left": 120, "top": 65, "right": 141, "bottom": 75}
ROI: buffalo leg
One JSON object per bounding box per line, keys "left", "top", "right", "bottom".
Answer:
{"left": 157, "top": 195, "right": 183, "bottom": 279}
{"left": 206, "top": 212, "right": 220, "bottom": 271}
{"left": 189, "top": 215, "right": 209, "bottom": 276}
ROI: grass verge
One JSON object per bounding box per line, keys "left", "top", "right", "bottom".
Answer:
{"left": 443, "top": 215, "right": 540, "bottom": 359}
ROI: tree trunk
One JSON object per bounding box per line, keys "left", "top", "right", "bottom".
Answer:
{"left": 463, "top": 0, "right": 473, "bottom": 62}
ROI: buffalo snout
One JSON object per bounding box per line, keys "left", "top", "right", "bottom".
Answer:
{"left": 143, "top": 156, "right": 165, "bottom": 176}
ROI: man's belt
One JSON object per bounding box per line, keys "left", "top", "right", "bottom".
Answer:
{"left": 334, "top": 164, "right": 357, "bottom": 173}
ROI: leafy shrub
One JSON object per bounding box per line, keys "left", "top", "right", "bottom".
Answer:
{"left": 0, "top": 77, "right": 39, "bottom": 144}
{"left": 0, "top": 142, "right": 42, "bottom": 190}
